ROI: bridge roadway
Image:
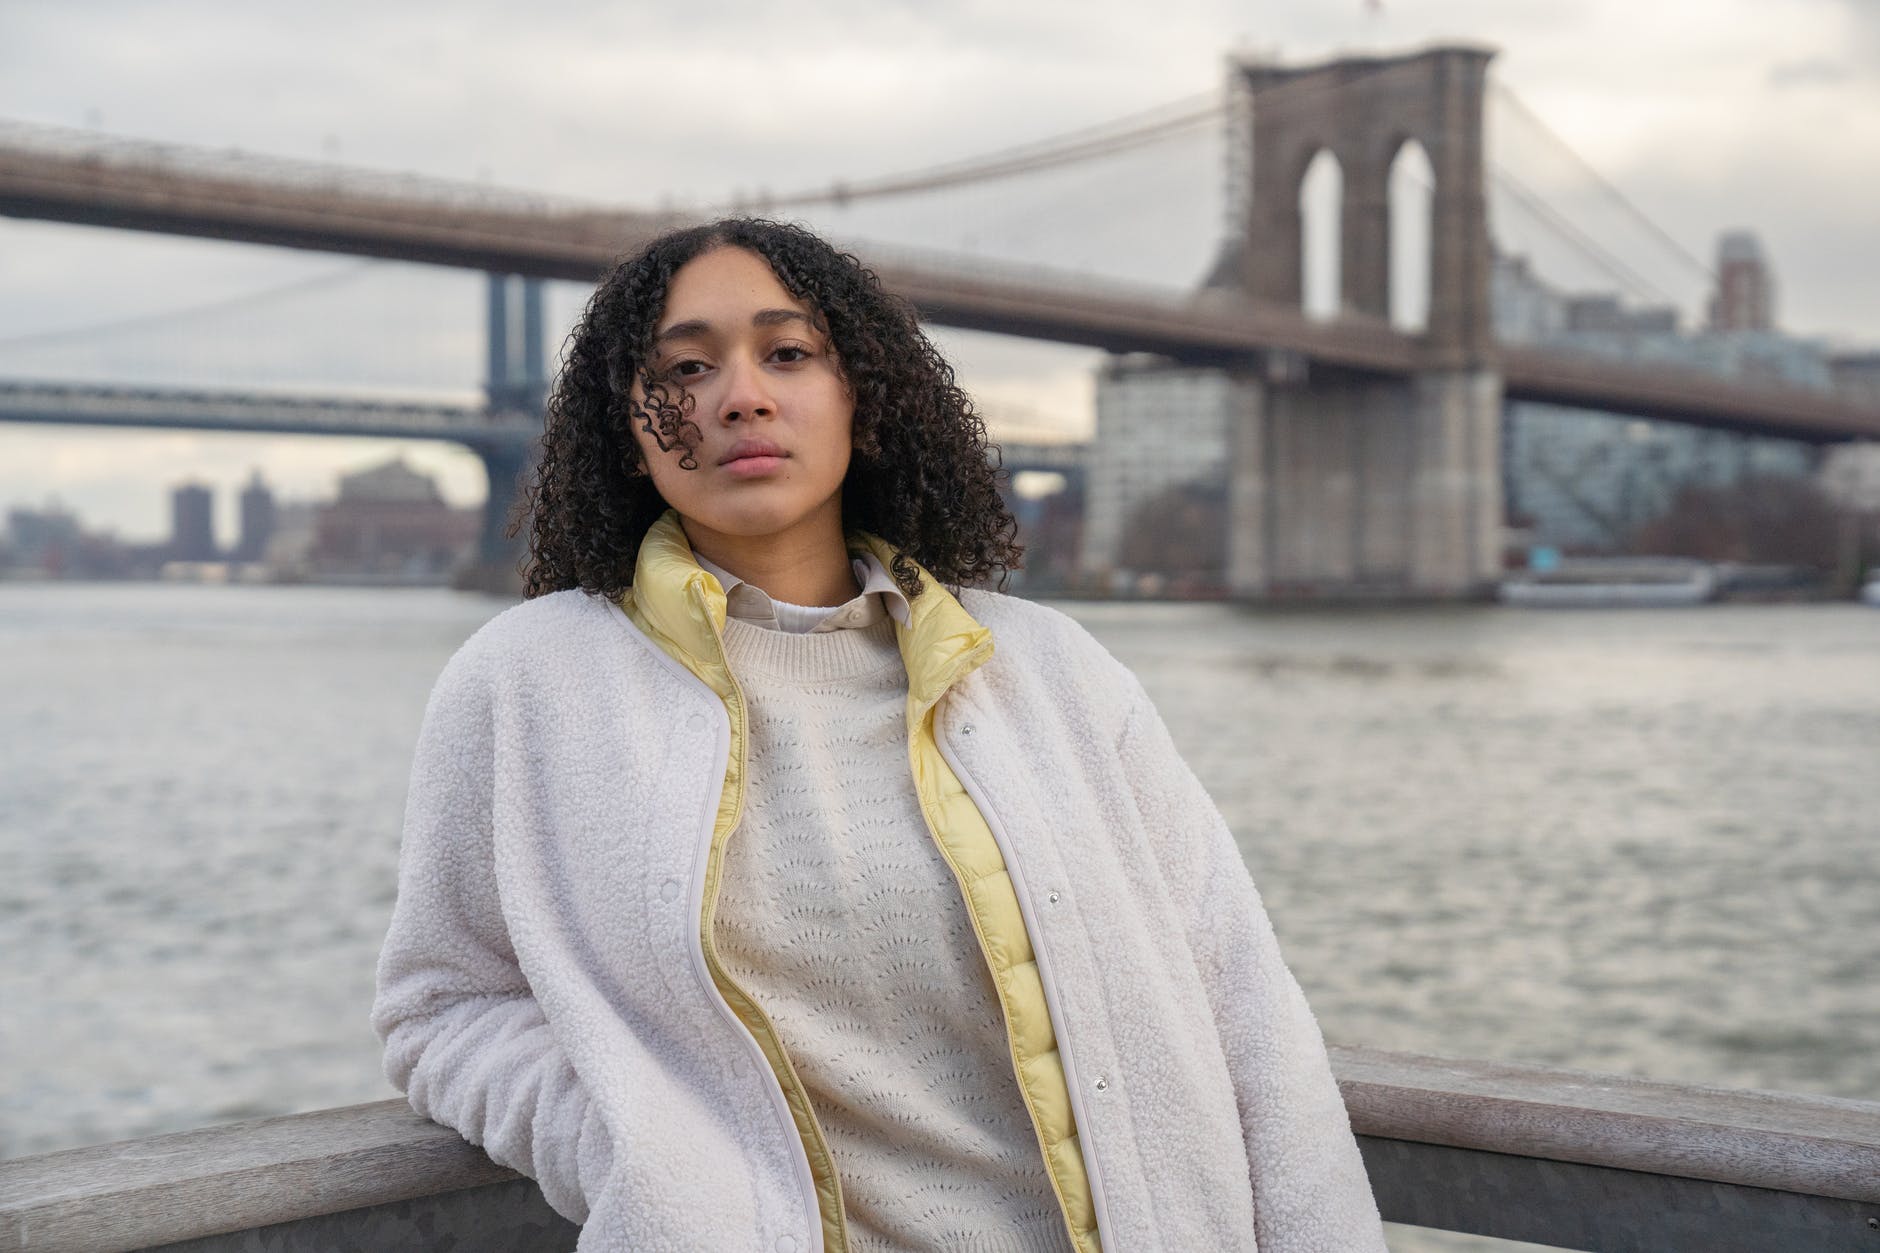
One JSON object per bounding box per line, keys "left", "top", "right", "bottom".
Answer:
{"left": 0, "top": 381, "right": 1100, "bottom": 473}
{"left": 4, "top": 131, "right": 1878, "bottom": 443}
{"left": 0, "top": 380, "right": 539, "bottom": 448}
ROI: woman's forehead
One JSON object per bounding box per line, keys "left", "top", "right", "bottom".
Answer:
{"left": 657, "top": 246, "right": 812, "bottom": 334}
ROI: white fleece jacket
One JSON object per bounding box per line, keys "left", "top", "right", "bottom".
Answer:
{"left": 371, "top": 584, "right": 1386, "bottom": 1253}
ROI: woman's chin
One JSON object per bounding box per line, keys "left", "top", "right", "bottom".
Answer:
{"left": 678, "top": 502, "right": 844, "bottom": 546}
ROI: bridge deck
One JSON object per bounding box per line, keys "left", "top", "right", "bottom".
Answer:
{"left": 3, "top": 130, "right": 1878, "bottom": 441}
{"left": 0, "top": 379, "right": 537, "bottom": 447}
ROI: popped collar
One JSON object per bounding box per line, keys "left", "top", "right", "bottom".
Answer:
{"left": 692, "top": 549, "right": 910, "bottom": 634}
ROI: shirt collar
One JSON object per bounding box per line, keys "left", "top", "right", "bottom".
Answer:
{"left": 621, "top": 512, "right": 993, "bottom": 712}
{"left": 694, "top": 549, "right": 912, "bottom": 634}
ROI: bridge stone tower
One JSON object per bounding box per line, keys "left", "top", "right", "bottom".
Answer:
{"left": 456, "top": 274, "right": 549, "bottom": 594}
{"left": 1215, "top": 44, "right": 1503, "bottom": 598}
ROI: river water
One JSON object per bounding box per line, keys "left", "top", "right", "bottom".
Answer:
{"left": 3, "top": 583, "right": 1876, "bottom": 1251}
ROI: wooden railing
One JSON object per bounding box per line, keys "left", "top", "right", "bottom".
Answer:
{"left": 3, "top": 1047, "right": 1876, "bottom": 1253}
{"left": 1334, "top": 1047, "right": 1880, "bottom": 1252}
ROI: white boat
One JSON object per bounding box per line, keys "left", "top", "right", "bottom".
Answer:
{"left": 1499, "top": 558, "right": 1717, "bottom": 608}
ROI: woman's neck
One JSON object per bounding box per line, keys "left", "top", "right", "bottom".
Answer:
{"left": 682, "top": 517, "right": 861, "bottom": 607}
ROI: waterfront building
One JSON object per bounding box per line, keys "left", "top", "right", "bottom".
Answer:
{"left": 1497, "top": 244, "right": 1823, "bottom": 554}
{"left": 5, "top": 504, "right": 83, "bottom": 573}
{"left": 1707, "top": 230, "right": 1774, "bottom": 332}
{"left": 1488, "top": 253, "right": 1566, "bottom": 343}
{"left": 1831, "top": 351, "right": 1880, "bottom": 408}
{"left": 262, "top": 501, "right": 318, "bottom": 571}
{"left": 1824, "top": 353, "right": 1880, "bottom": 517}
{"left": 311, "top": 455, "right": 478, "bottom": 581}
{"left": 169, "top": 482, "right": 217, "bottom": 562}
{"left": 1822, "top": 443, "right": 1880, "bottom": 514}
{"left": 234, "top": 470, "right": 277, "bottom": 563}
{"left": 1079, "top": 355, "right": 1236, "bottom": 586}
{"left": 2, "top": 503, "right": 153, "bottom": 579}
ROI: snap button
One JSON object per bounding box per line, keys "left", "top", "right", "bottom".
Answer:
{"left": 1093, "top": 1076, "right": 1109, "bottom": 1093}
{"left": 775, "top": 1236, "right": 799, "bottom": 1253}
{"left": 959, "top": 723, "right": 975, "bottom": 737}
{"left": 659, "top": 878, "right": 680, "bottom": 902}
{"left": 687, "top": 712, "right": 705, "bottom": 732}
{"left": 1047, "top": 890, "right": 1061, "bottom": 905}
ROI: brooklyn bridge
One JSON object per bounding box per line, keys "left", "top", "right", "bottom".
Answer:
{"left": 4, "top": 44, "right": 1875, "bottom": 595}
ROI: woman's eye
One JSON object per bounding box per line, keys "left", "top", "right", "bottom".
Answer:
{"left": 771, "top": 344, "right": 813, "bottom": 364}
{"left": 670, "top": 359, "right": 710, "bottom": 377}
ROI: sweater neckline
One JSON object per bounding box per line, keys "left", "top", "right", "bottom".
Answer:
{"left": 719, "top": 615, "right": 905, "bottom": 684}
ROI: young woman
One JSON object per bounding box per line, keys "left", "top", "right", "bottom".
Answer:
{"left": 372, "top": 219, "right": 1385, "bottom": 1253}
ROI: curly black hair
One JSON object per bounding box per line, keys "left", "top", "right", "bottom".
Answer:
{"left": 514, "top": 218, "right": 1022, "bottom": 601}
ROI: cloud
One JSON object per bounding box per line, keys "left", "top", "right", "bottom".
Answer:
{"left": 1767, "top": 57, "right": 1852, "bottom": 89}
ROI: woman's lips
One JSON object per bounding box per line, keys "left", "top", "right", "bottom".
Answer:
{"left": 719, "top": 440, "right": 787, "bottom": 478}
{"left": 720, "top": 453, "right": 786, "bottom": 478}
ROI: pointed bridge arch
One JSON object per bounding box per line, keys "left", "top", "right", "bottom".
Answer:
{"left": 1222, "top": 45, "right": 1496, "bottom": 365}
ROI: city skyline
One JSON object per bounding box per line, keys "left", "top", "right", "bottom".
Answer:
{"left": 3, "top": 450, "right": 485, "bottom": 585}
{"left": 0, "top": 429, "right": 488, "bottom": 545}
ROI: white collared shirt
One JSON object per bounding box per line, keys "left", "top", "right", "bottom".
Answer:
{"left": 694, "top": 550, "right": 912, "bottom": 634}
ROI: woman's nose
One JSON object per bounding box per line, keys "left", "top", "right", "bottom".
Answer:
{"left": 716, "top": 355, "right": 776, "bottom": 424}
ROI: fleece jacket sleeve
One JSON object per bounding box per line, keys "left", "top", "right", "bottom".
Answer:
{"left": 369, "top": 651, "right": 613, "bottom": 1225}
{"left": 1114, "top": 680, "right": 1388, "bottom": 1253}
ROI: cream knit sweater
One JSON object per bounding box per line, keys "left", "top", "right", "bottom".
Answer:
{"left": 718, "top": 605, "right": 1075, "bottom": 1249}
{"left": 707, "top": 558, "right": 1074, "bottom": 1252}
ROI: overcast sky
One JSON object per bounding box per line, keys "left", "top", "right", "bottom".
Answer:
{"left": 2, "top": 0, "right": 1876, "bottom": 542}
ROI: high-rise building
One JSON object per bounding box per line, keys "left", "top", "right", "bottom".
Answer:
{"left": 6, "top": 504, "right": 83, "bottom": 570}
{"left": 235, "top": 469, "right": 277, "bottom": 563}
{"left": 1823, "top": 353, "right": 1880, "bottom": 514}
{"left": 1830, "top": 351, "right": 1880, "bottom": 408}
{"left": 1080, "top": 355, "right": 1237, "bottom": 585}
{"left": 1707, "top": 231, "right": 1775, "bottom": 332}
{"left": 170, "top": 482, "right": 216, "bottom": 562}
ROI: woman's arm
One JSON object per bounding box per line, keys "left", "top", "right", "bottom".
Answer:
{"left": 370, "top": 651, "right": 614, "bottom": 1224}
{"left": 1114, "top": 678, "right": 1387, "bottom": 1253}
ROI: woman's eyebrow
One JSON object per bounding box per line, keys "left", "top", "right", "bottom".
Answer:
{"left": 653, "top": 308, "right": 811, "bottom": 345}
{"left": 653, "top": 318, "right": 712, "bottom": 345}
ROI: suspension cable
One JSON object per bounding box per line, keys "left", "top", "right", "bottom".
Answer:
{"left": 1491, "top": 82, "right": 1717, "bottom": 285}
{"left": 737, "top": 92, "right": 1226, "bottom": 212}
{"left": 1489, "top": 165, "right": 1680, "bottom": 307}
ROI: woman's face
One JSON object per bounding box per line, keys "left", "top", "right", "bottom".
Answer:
{"left": 630, "top": 245, "right": 855, "bottom": 555}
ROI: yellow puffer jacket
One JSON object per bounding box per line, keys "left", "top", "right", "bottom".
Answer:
{"left": 618, "top": 512, "right": 1099, "bottom": 1253}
